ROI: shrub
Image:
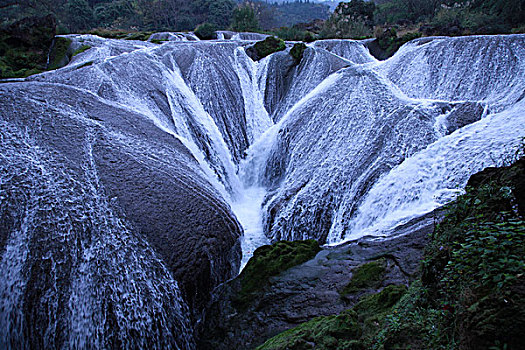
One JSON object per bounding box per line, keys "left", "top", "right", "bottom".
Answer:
{"left": 289, "top": 42, "right": 306, "bottom": 63}
{"left": 246, "top": 36, "right": 286, "bottom": 61}
{"left": 194, "top": 22, "right": 217, "bottom": 40}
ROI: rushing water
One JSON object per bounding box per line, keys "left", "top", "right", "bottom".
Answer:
{"left": 1, "top": 32, "right": 524, "bottom": 347}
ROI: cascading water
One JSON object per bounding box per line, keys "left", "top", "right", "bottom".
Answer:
{"left": 1, "top": 32, "right": 524, "bottom": 347}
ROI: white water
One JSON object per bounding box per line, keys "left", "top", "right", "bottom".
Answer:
{"left": 328, "top": 100, "right": 525, "bottom": 244}
{"left": 2, "top": 31, "right": 525, "bottom": 347}
{"left": 231, "top": 187, "right": 269, "bottom": 269}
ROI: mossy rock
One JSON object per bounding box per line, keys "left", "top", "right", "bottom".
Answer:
{"left": 86, "top": 29, "right": 152, "bottom": 41}
{"left": 235, "top": 240, "right": 321, "bottom": 308}
{"left": 150, "top": 39, "right": 168, "bottom": 44}
{"left": 75, "top": 61, "right": 94, "bottom": 69}
{"left": 355, "top": 284, "right": 407, "bottom": 316}
{"left": 257, "top": 285, "right": 407, "bottom": 350}
{"left": 72, "top": 45, "right": 91, "bottom": 56}
{"left": 290, "top": 43, "right": 307, "bottom": 64}
{"left": 246, "top": 36, "right": 286, "bottom": 61}
{"left": 340, "top": 258, "right": 386, "bottom": 296}
{"left": 257, "top": 310, "right": 362, "bottom": 350}
{"left": 48, "top": 37, "right": 72, "bottom": 70}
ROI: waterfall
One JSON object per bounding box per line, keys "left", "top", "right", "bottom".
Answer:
{"left": 1, "top": 32, "right": 524, "bottom": 347}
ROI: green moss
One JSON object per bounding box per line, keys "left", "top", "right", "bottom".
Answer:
{"left": 257, "top": 285, "right": 407, "bottom": 350}
{"left": 374, "top": 157, "right": 525, "bottom": 349}
{"left": 75, "top": 61, "right": 93, "bottom": 69}
{"left": 124, "top": 32, "right": 153, "bottom": 41}
{"left": 72, "top": 45, "right": 91, "bottom": 56}
{"left": 290, "top": 43, "right": 307, "bottom": 64}
{"left": 48, "top": 37, "right": 72, "bottom": 70}
{"left": 252, "top": 36, "right": 286, "bottom": 60}
{"left": 235, "top": 240, "right": 320, "bottom": 309}
{"left": 340, "top": 259, "right": 386, "bottom": 296}
{"left": 258, "top": 310, "right": 362, "bottom": 350}
{"left": 150, "top": 39, "right": 167, "bottom": 44}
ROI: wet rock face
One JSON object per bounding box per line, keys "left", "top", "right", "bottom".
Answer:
{"left": 197, "top": 215, "right": 433, "bottom": 350}
{"left": 0, "top": 82, "right": 242, "bottom": 347}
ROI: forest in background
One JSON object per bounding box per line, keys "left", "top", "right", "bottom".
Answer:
{"left": 0, "top": 0, "right": 331, "bottom": 33}
{"left": 1, "top": 0, "right": 524, "bottom": 78}
{"left": 1, "top": 0, "right": 524, "bottom": 38}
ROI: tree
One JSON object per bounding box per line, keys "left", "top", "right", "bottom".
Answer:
{"left": 65, "top": 0, "right": 94, "bottom": 32}
{"left": 207, "top": 0, "right": 236, "bottom": 28}
{"left": 231, "top": 3, "right": 260, "bottom": 32}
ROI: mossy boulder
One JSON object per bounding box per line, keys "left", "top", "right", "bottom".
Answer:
{"left": 257, "top": 285, "right": 407, "bottom": 350}
{"left": 48, "top": 37, "right": 73, "bottom": 70}
{"left": 72, "top": 44, "right": 91, "bottom": 57}
{"left": 235, "top": 240, "right": 321, "bottom": 308}
{"left": 290, "top": 43, "right": 307, "bottom": 64}
{"left": 246, "top": 36, "right": 286, "bottom": 61}
{"left": 85, "top": 29, "right": 153, "bottom": 41}
{"left": 340, "top": 258, "right": 386, "bottom": 296}
{"left": 367, "top": 28, "right": 421, "bottom": 60}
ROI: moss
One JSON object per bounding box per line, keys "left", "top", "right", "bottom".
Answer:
{"left": 75, "top": 61, "right": 93, "bottom": 69}
{"left": 124, "top": 32, "right": 153, "bottom": 41}
{"left": 257, "top": 310, "right": 362, "bottom": 350}
{"left": 290, "top": 43, "right": 307, "bottom": 64}
{"left": 369, "top": 29, "right": 421, "bottom": 60}
{"left": 257, "top": 285, "right": 407, "bottom": 350}
{"left": 234, "top": 240, "right": 320, "bottom": 309}
{"left": 248, "top": 36, "right": 286, "bottom": 61}
{"left": 340, "top": 259, "right": 386, "bottom": 296}
{"left": 48, "top": 37, "right": 72, "bottom": 70}
{"left": 373, "top": 157, "right": 525, "bottom": 349}
{"left": 150, "top": 39, "right": 167, "bottom": 44}
{"left": 72, "top": 45, "right": 91, "bottom": 56}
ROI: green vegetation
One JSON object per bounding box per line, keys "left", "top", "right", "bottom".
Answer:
{"left": 340, "top": 259, "right": 386, "bottom": 296}
{"left": 234, "top": 240, "right": 320, "bottom": 309}
{"left": 231, "top": 3, "right": 260, "bottom": 32}
{"left": 257, "top": 285, "right": 407, "bottom": 350}
{"left": 246, "top": 36, "right": 286, "bottom": 61}
{"left": 272, "top": 26, "right": 316, "bottom": 42}
{"left": 320, "top": 0, "right": 376, "bottom": 39}
{"left": 374, "top": 156, "right": 525, "bottom": 349}
{"left": 257, "top": 155, "right": 524, "bottom": 350}
{"left": 72, "top": 44, "right": 90, "bottom": 56}
{"left": 194, "top": 22, "right": 217, "bottom": 40}
{"left": 290, "top": 43, "right": 306, "bottom": 64}
{"left": 48, "top": 37, "right": 72, "bottom": 70}
{"left": 1, "top": 0, "right": 237, "bottom": 33}
{"left": 0, "top": 14, "right": 56, "bottom": 78}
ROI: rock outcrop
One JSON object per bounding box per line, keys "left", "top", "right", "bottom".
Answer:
{"left": 197, "top": 214, "right": 434, "bottom": 349}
